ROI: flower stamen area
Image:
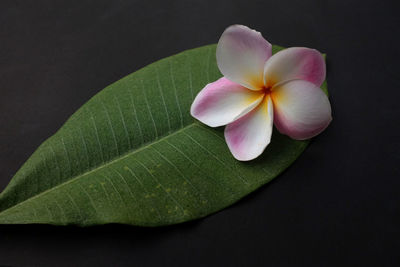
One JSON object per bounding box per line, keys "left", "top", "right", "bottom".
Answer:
{"left": 261, "top": 86, "right": 272, "bottom": 95}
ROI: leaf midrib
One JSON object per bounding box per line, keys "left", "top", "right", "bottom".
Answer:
{"left": 0, "top": 123, "right": 199, "bottom": 215}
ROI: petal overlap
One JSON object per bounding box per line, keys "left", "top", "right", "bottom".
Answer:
{"left": 216, "top": 25, "right": 272, "bottom": 90}
{"left": 225, "top": 96, "right": 274, "bottom": 161}
{"left": 190, "top": 77, "right": 264, "bottom": 127}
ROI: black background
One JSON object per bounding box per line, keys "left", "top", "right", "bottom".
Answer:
{"left": 0, "top": 0, "right": 399, "bottom": 266}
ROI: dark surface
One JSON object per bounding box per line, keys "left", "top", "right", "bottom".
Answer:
{"left": 0, "top": 0, "right": 399, "bottom": 266}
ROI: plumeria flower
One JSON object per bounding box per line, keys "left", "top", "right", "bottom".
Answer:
{"left": 190, "top": 25, "right": 332, "bottom": 161}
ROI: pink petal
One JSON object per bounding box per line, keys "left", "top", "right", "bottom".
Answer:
{"left": 264, "top": 47, "right": 326, "bottom": 87}
{"left": 216, "top": 25, "right": 272, "bottom": 91}
{"left": 225, "top": 96, "right": 274, "bottom": 161}
{"left": 191, "top": 77, "right": 264, "bottom": 127}
{"left": 271, "top": 80, "right": 332, "bottom": 140}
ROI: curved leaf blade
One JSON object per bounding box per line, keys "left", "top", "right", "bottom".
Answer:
{"left": 0, "top": 44, "right": 327, "bottom": 226}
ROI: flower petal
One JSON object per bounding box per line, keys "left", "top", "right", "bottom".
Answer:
{"left": 216, "top": 25, "right": 272, "bottom": 91}
{"left": 224, "top": 96, "right": 273, "bottom": 161}
{"left": 271, "top": 80, "right": 332, "bottom": 140}
{"left": 264, "top": 47, "right": 326, "bottom": 87}
{"left": 191, "top": 77, "right": 264, "bottom": 127}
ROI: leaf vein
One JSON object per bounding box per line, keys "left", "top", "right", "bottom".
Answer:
{"left": 127, "top": 89, "right": 145, "bottom": 144}
{"left": 169, "top": 60, "right": 184, "bottom": 128}
{"left": 88, "top": 106, "right": 105, "bottom": 163}
{"left": 100, "top": 100, "right": 120, "bottom": 156}
{"left": 182, "top": 131, "right": 249, "bottom": 185}
{"left": 155, "top": 66, "right": 172, "bottom": 132}
{"left": 134, "top": 159, "right": 186, "bottom": 216}
{"left": 140, "top": 79, "right": 159, "bottom": 139}
{"left": 123, "top": 165, "right": 163, "bottom": 221}
{"left": 78, "top": 126, "right": 91, "bottom": 169}
{"left": 114, "top": 95, "right": 132, "bottom": 149}
{"left": 151, "top": 146, "right": 205, "bottom": 206}
{"left": 61, "top": 136, "right": 72, "bottom": 177}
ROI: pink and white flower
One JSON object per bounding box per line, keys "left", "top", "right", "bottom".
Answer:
{"left": 191, "top": 25, "right": 332, "bottom": 161}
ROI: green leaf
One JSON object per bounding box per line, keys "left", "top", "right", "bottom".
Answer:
{"left": 0, "top": 44, "right": 328, "bottom": 226}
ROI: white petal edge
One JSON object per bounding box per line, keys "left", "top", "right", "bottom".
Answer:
{"left": 190, "top": 77, "right": 265, "bottom": 127}
{"left": 216, "top": 25, "right": 272, "bottom": 91}
{"left": 271, "top": 79, "right": 332, "bottom": 140}
{"left": 224, "top": 96, "right": 273, "bottom": 161}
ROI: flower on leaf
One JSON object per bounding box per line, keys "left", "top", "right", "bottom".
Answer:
{"left": 190, "top": 25, "right": 332, "bottom": 161}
